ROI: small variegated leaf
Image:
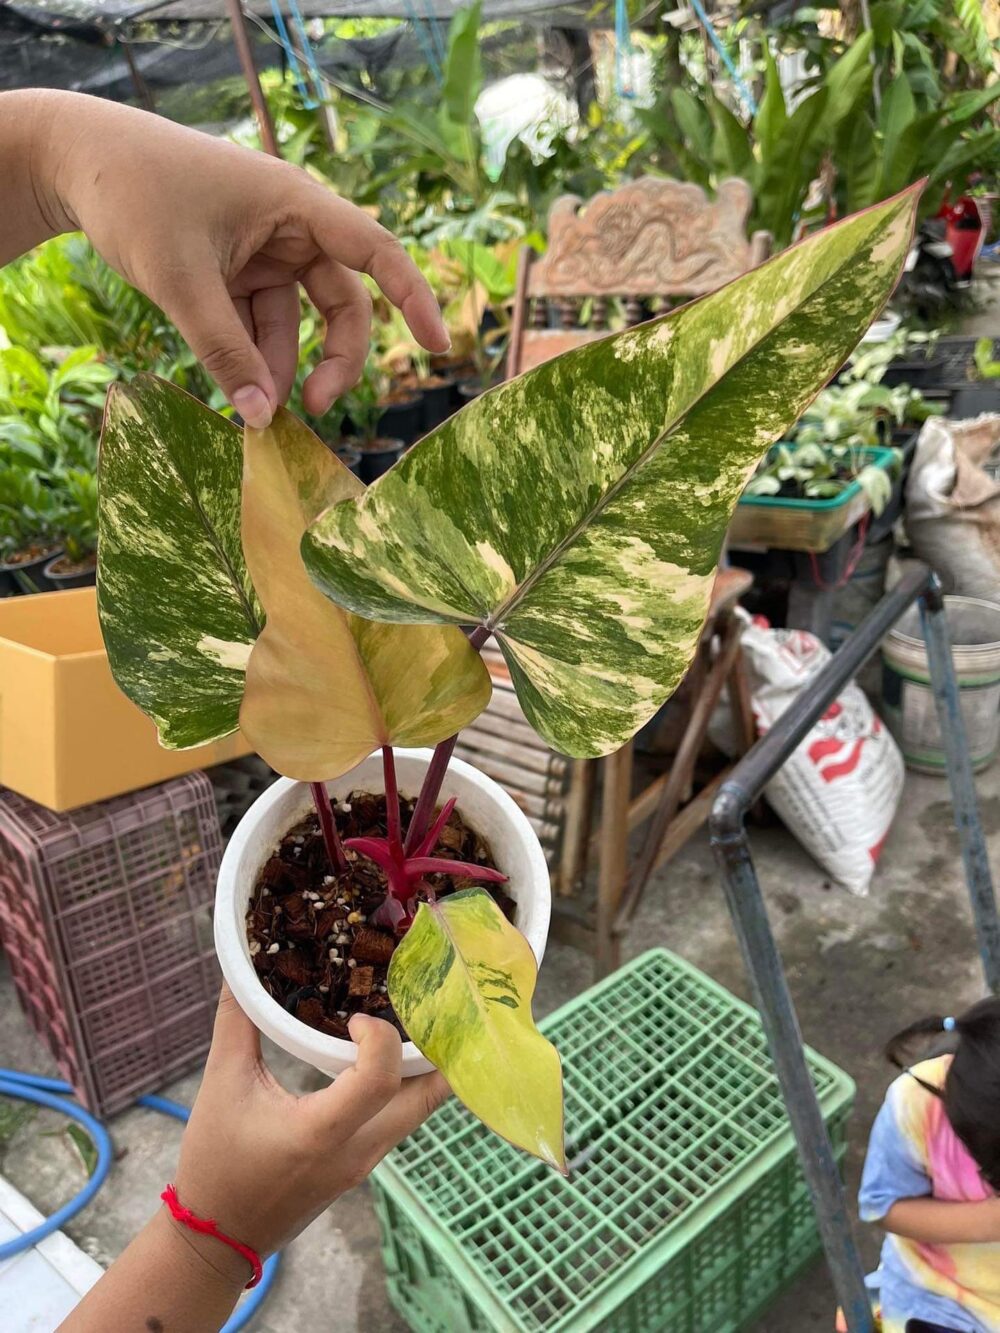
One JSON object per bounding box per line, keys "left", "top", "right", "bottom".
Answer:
{"left": 388, "top": 888, "right": 565, "bottom": 1170}
{"left": 240, "top": 412, "right": 491, "bottom": 780}
{"left": 303, "top": 187, "right": 920, "bottom": 757}
{"left": 97, "top": 375, "right": 262, "bottom": 748}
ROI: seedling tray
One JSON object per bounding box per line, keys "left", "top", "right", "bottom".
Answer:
{"left": 728, "top": 445, "right": 897, "bottom": 553}
{"left": 372, "top": 948, "right": 854, "bottom": 1333}
{"left": 907, "top": 335, "right": 1000, "bottom": 391}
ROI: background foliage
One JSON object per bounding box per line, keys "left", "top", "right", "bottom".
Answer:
{"left": 1, "top": 1, "right": 997, "bottom": 561}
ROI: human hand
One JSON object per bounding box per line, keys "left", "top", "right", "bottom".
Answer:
{"left": 172, "top": 986, "right": 448, "bottom": 1275}
{"left": 26, "top": 92, "right": 449, "bottom": 426}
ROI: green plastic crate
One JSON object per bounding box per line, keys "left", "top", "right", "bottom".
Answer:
{"left": 371, "top": 948, "right": 854, "bottom": 1333}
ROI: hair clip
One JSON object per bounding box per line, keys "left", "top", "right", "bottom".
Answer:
{"left": 943, "top": 1016, "right": 957, "bottom": 1033}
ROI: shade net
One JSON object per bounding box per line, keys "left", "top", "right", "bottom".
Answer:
{"left": 1, "top": 0, "right": 603, "bottom": 100}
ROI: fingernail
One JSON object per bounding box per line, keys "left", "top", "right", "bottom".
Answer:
{"left": 232, "top": 385, "right": 273, "bottom": 429}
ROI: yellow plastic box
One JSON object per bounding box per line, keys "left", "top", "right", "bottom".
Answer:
{"left": 0, "top": 588, "right": 250, "bottom": 811}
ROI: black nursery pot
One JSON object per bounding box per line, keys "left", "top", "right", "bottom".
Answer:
{"left": 358, "top": 438, "right": 405, "bottom": 484}
{"left": 377, "top": 394, "right": 422, "bottom": 446}
{"left": 0, "top": 546, "right": 64, "bottom": 595}
{"left": 43, "top": 554, "right": 97, "bottom": 590}
{"left": 457, "top": 380, "right": 485, "bottom": 403}
{"left": 421, "top": 382, "right": 455, "bottom": 432}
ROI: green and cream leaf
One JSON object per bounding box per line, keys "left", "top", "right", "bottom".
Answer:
{"left": 303, "top": 187, "right": 920, "bottom": 757}
{"left": 388, "top": 887, "right": 565, "bottom": 1171}
{"left": 97, "top": 375, "right": 261, "bottom": 748}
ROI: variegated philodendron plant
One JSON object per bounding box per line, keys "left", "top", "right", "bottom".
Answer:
{"left": 97, "top": 185, "right": 919, "bottom": 1170}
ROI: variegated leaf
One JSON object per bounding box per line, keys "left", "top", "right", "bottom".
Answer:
{"left": 240, "top": 412, "right": 491, "bottom": 780}
{"left": 388, "top": 888, "right": 565, "bottom": 1171}
{"left": 98, "top": 375, "right": 261, "bottom": 748}
{"left": 303, "top": 187, "right": 920, "bottom": 757}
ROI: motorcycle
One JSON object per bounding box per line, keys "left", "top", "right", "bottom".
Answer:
{"left": 897, "top": 196, "right": 987, "bottom": 318}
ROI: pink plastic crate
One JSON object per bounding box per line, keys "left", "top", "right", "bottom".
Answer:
{"left": 0, "top": 772, "right": 222, "bottom": 1114}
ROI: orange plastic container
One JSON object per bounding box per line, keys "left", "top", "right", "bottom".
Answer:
{"left": 0, "top": 588, "right": 250, "bottom": 810}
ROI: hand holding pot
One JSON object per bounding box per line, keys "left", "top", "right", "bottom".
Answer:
{"left": 175, "top": 985, "right": 449, "bottom": 1263}
{"left": 60, "top": 986, "right": 447, "bottom": 1333}
{"left": 2, "top": 89, "right": 449, "bottom": 425}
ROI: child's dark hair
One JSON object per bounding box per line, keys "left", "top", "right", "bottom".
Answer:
{"left": 886, "top": 998, "right": 1000, "bottom": 1192}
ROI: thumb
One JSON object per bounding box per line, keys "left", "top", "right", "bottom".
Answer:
{"left": 157, "top": 267, "right": 277, "bottom": 427}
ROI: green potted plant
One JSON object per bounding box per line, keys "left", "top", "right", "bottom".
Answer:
{"left": 951, "top": 337, "right": 1000, "bottom": 418}
{"left": 732, "top": 378, "right": 908, "bottom": 553}
{"left": 45, "top": 469, "right": 98, "bottom": 588}
{"left": 0, "top": 464, "right": 64, "bottom": 594}
{"left": 97, "top": 187, "right": 918, "bottom": 1169}
{"left": 376, "top": 309, "right": 455, "bottom": 433}
{"left": 343, "top": 358, "right": 412, "bottom": 483}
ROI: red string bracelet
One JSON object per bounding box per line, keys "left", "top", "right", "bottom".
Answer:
{"left": 161, "top": 1184, "right": 263, "bottom": 1289}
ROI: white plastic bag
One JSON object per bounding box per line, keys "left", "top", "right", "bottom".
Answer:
{"left": 713, "top": 615, "right": 904, "bottom": 896}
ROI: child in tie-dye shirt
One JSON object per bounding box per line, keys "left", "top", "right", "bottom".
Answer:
{"left": 859, "top": 1000, "right": 1000, "bottom": 1333}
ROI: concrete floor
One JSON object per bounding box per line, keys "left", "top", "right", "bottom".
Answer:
{"left": 1, "top": 758, "right": 995, "bottom": 1333}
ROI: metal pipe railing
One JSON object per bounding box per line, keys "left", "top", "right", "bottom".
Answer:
{"left": 709, "top": 564, "right": 999, "bottom": 1333}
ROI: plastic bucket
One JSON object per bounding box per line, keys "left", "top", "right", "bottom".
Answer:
{"left": 882, "top": 596, "right": 1000, "bottom": 774}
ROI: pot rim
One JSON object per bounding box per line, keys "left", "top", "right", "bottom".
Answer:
{"left": 215, "top": 748, "right": 552, "bottom": 1078}
{"left": 43, "top": 552, "right": 97, "bottom": 580}
{"left": 0, "top": 544, "right": 63, "bottom": 573}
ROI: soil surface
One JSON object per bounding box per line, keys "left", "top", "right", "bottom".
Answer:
{"left": 2, "top": 542, "right": 60, "bottom": 566}
{"left": 48, "top": 552, "right": 97, "bottom": 576}
{"left": 378, "top": 387, "right": 420, "bottom": 407}
{"left": 245, "top": 791, "right": 514, "bottom": 1039}
{"left": 397, "top": 372, "right": 450, "bottom": 391}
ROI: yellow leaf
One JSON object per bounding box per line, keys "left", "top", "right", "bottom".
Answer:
{"left": 389, "top": 888, "right": 565, "bottom": 1171}
{"left": 240, "top": 411, "right": 490, "bottom": 779}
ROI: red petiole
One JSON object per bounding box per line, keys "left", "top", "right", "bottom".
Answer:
{"left": 344, "top": 747, "right": 507, "bottom": 935}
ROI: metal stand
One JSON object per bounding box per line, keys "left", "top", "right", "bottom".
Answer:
{"left": 709, "top": 565, "right": 1000, "bottom": 1333}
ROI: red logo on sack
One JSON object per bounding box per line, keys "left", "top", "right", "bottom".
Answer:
{"left": 808, "top": 701, "right": 867, "bottom": 782}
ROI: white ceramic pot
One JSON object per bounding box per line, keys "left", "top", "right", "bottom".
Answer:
{"left": 215, "top": 747, "right": 552, "bottom": 1079}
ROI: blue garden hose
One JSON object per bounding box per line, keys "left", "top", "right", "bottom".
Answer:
{"left": 0, "top": 1069, "right": 279, "bottom": 1332}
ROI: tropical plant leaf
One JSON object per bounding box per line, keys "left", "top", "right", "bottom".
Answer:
{"left": 98, "top": 375, "right": 261, "bottom": 748}
{"left": 755, "top": 46, "right": 788, "bottom": 166}
{"left": 822, "top": 30, "right": 875, "bottom": 125}
{"left": 710, "top": 100, "right": 752, "bottom": 179}
{"left": 441, "top": 0, "right": 482, "bottom": 128}
{"left": 303, "top": 187, "right": 920, "bottom": 758}
{"left": 240, "top": 411, "right": 490, "bottom": 780}
{"left": 838, "top": 113, "right": 880, "bottom": 213}
{"left": 953, "top": 0, "right": 995, "bottom": 69}
{"left": 753, "top": 88, "right": 830, "bottom": 248}
{"left": 388, "top": 887, "right": 564, "bottom": 1171}
{"left": 669, "top": 87, "right": 714, "bottom": 183}
{"left": 877, "top": 75, "right": 920, "bottom": 198}
{"left": 949, "top": 83, "right": 1000, "bottom": 125}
